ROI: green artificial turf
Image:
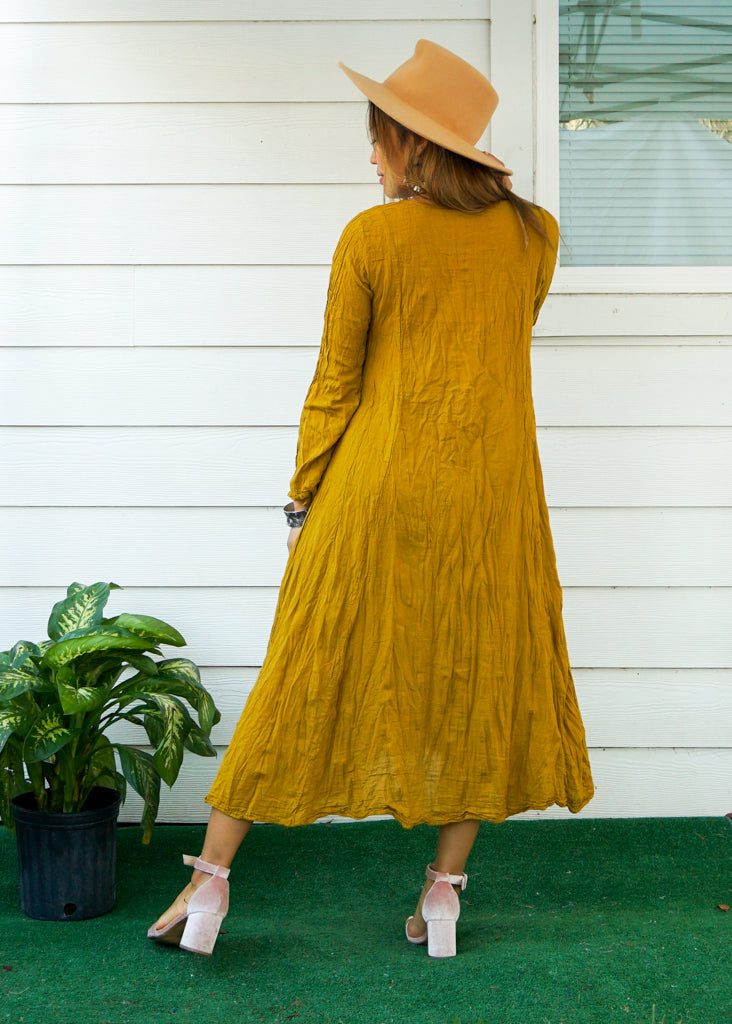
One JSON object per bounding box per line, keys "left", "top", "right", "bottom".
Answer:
{"left": 0, "top": 816, "right": 730, "bottom": 1024}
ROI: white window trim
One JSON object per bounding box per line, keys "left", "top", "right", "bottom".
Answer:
{"left": 533, "top": 0, "right": 732, "bottom": 294}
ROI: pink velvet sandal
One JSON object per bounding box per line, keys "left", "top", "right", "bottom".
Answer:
{"left": 405, "top": 863, "right": 468, "bottom": 958}
{"left": 147, "top": 854, "right": 230, "bottom": 956}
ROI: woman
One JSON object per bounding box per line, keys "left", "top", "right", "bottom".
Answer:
{"left": 148, "top": 39, "right": 594, "bottom": 959}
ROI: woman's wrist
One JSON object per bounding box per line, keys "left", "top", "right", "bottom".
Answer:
{"left": 284, "top": 500, "right": 309, "bottom": 528}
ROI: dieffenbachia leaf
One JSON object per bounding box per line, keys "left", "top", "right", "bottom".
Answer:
{"left": 183, "top": 722, "right": 216, "bottom": 758}
{"left": 155, "top": 658, "right": 220, "bottom": 733}
{"left": 24, "top": 709, "right": 76, "bottom": 762}
{"left": 41, "top": 629, "right": 151, "bottom": 669}
{"left": 0, "top": 666, "right": 41, "bottom": 703}
{"left": 0, "top": 707, "right": 31, "bottom": 755}
{"left": 8, "top": 641, "right": 42, "bottom": 669}
{"left": 109, "top": 614, "right": 186, "bottom": 648}
{"left": 47, "top": 582, "right": 112, "bottom": 641}
{"left": 114, "top": 745, "right": 160, "bottom": 845}
{"left": 145, "top": 694, "right": 191, "bottom": 788}
{"left": 56, "top": 676, "right": 108, "bottom": 715}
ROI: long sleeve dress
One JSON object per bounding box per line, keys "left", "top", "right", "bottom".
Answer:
{"left": 204, "top": 197, "right": 595, "bottom": 827}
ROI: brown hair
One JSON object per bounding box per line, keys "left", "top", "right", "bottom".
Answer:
{"left": 367, "top": 101, "right": 550, "bottom": 249}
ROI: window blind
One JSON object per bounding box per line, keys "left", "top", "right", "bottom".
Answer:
{"left": 559, "top": 0, "right": 732, "bottom": 266}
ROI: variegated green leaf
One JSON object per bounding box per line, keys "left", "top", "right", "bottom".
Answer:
{"left": 88, "top": 735, "right": 116, "bottom": 774}
{"left": 146, "top": 694, "right": 190, "bottom": 788}
{"left": 114, "top": 687, "right": 162, "bottom": 713}
{"left": 124, "top": 654, "right": 159, "bottom": 676}
{"left": 41, "top": 629, "right": 151, "bottom": 669}
{"left": 92, "top": 657, "right": 143, "bottom": 692}
{"left": 28, "top": 673, "right": 57, "bottom": 694}
{"left": 143, "top": 712, "right": 164, "bottom": 748}
{"left": 0, "top": 706, "right": 31, "bottom": 754}
{"left": 44, "top": 623, "right": 143, "bottom": 648}
{"left": 48, "top": 582, "right": 112, "bottom": 641}
{"left": 183, "top": 722, "right": 217, "bottom": 758}
{"left": 8, "top": 641, "right": 41, "bottom": 668}
{"left": 109, "top": 614, "right": 186, "bottom": 648}
{"left": 0, "top": 667, "right": 41, "bottom": 703}
{"left": 24, "top": 709, "right": 75, "bottom": 762}
{"left": 114, "top": 745, "right": 160, "bottom": 844}
{"left": 195, "top": 688, "right": 218, "bottom": 734}
{"left": 154, "top": 658, "right": 200, "bottom": 687}
{"left": 121, "top": 668, "right": 219, "bottom": 735}
{"left": 139, "top": 787, "right": 159, "bottom": 844}
{"left": 56, "top": 677, "right": 108, "bottom": 715}
{"left": 156, "top": 658, "right": 220, "bottom": 732}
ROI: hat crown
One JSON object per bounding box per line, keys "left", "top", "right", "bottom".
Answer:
{"left": 383, "top": 39, "right": 498, "bottom": 147}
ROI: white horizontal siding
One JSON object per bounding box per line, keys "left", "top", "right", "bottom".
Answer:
{"left": 2, "top": 587, "right": 730, "bottom": 670}
{"left": 0, "top": 185, "right": 379, "bottom": 264}
{"left": 2, "top": 508, "right": 731, "bottom": 587}
{"left": 4, "top": 268, "right": 732, "bottom": 346}
{"left": 2, "top": 2, "right": 729, "bottom": 825}
{"left": 0, "top": 104, "right": 375, "bottom": 185}
{"left": 3, "top": 345, "right": 732, "bottom": 425}
{"left": 0, "top": 267, "right": 332, "bottom": 348}
{"left": 3, "top": 426, "right": 731, "bottom": 506}
{"left": 0, "top": 1, "right": 490, "bottom": 21}
{"left": 0, "top": 21, "right": 490, "bottom": 103}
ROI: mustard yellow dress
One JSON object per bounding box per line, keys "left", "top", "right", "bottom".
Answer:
{"left": 205, "top": 198, "right": 595, "bottom": 827}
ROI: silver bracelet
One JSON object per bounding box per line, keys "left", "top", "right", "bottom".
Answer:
{"left": 284, "top": 501, "right": 308, "bottom": 528}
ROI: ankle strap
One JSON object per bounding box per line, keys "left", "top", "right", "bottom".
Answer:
{"left": 426, "top": 863, "right": 468, "bottom": 890}
{"left": 183, "top": 854, "right": 230, "bottom": 879}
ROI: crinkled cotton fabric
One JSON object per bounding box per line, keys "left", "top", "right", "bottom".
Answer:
{"left": 205, "top": 198, "right": 595, "bottom": 826}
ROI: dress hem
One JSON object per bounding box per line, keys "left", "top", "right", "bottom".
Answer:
{"left": 203, "top": 789, "right": 595, "bottom": 829}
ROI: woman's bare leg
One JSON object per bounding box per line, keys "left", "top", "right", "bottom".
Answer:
{"left": 152, "top": 808, "right": 252, "bottom": 930}
{"left": 406, "top": 819, "right": 481, "bottom": 939}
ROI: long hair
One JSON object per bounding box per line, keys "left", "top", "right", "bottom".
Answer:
{"left": 367, "top": 101, "right": 550, "bottom": 249}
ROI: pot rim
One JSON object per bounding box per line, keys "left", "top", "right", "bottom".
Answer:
{"left": 11, "top": 786, "right": 122, "bottom": 827}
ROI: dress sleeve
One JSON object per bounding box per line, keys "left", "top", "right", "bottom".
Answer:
{"left": 288, "top": 215, "right": 373, "bottom": 508}
{"left": 533, "top": 209, "right": 560, "bottom": 327}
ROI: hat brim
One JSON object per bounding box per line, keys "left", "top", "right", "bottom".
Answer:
{"left": 338, "top": 61, "right": 513, "bottom": 176}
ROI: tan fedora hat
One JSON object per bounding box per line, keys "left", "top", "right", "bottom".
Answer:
{"left": 339, "top": 39, "right": 513, "bottom": 176}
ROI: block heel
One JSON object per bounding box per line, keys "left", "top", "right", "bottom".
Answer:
{"left": 426, "top": 918, "right": 457, "bottom": 958}
{"left": 179, "top": 909, "right": 225, "bottom": 956}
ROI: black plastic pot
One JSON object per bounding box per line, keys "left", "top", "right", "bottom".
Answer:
{"left": 11, "top": 786, "right": 122, "bottom": 921}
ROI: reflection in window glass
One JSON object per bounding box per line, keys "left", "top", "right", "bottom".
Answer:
{"left": 559, "top": 1, "right": 732, "bottom": 266}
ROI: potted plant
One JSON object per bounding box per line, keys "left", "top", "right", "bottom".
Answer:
{"left": 0, "top": 581, "right": 220, "bottom": 921}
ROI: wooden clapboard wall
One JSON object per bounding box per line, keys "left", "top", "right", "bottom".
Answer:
{"left": 1, "top": 1, "right": 730, "bottom": 825}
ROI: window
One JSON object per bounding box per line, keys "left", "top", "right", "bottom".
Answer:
{"left": 557, "top": 1, "right": 732, "bottom": 268}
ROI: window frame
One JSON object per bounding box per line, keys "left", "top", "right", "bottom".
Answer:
{"left": 533, "top": 0, "right": 732, "bottom": 293}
